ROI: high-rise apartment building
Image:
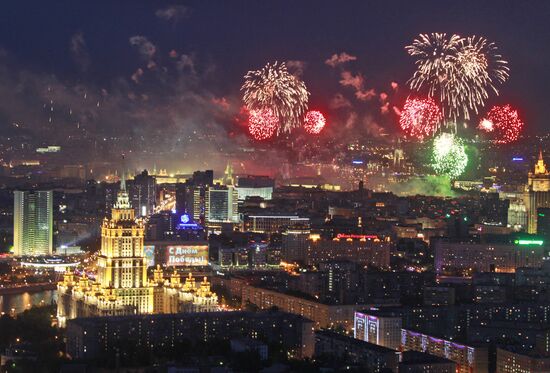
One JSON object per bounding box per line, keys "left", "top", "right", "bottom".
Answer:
{"left": 13, "top": 190, "right": 53, "bottom": 256}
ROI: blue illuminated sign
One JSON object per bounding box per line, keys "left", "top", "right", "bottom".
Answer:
{"left": 352, "top": 160, "right": 364, "bottom": 165}
{"left": 512, "top": 157, "right": 524, "bottom": 161}
{"left": 177, "top": 213, "right": 201, "bottom": 230}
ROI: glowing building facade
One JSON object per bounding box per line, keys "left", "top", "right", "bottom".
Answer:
{"left": 13, "top": 190, "right": 53, "bottom": 256}
{"left": 57, "top": 181, "right": 153, "bottom": 327}
{"left": 58, "top": 183, "right": 219, "bottom": 326}
{"left": 527, "top": 151, "right": 550, "bottom": 233}
{"left": 151, "top": 266, "right": 219, "bottom": 314}
{"left": 354, "top": 311, "right": 403, "bottom": 350}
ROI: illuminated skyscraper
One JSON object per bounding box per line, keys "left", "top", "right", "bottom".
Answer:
{"left": 57, "top": 179, "right": 153, "bottom": 326}
{"left": 13, "top": 190, "right": 53, "bottom": 256}
{"left": 95, "top": 178, "right": 152, "bottom": 312}
{"left": 527, "top": 151, "right": 550, "bottom": 233}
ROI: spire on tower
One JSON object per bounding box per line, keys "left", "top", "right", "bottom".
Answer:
{"left": 120, "top": 172, "right": 126, "bottom": 192}
{"left": 224, "top": 162, "right": 234, "bottom": 185}
{"left": 113, "top": 172, "right": 131, "bottom": 210}
{"left": 535, "top": 149, "right": 548, "bottom": 175}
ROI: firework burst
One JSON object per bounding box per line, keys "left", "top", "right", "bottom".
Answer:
{"left": 399, "top": 97, "right": 442, "bottom": 140}
{"left": 406, "top": 33, "right": 462, "bottom": 121}
{"left": 458, "top": 36, "right": 509, "bottom": 92}
{"left": 406, "top": 33, "right": 509, "bottom": 123}
{"left": 432, "top": 133, "right": 468, "bottom": 178}
{"left": 241, "top": 62, "right": 309, "bottom": 134}
{"left": 478, "top": 119, "right": 494, "bottom": 132}
{"left": 304, "top": 110, "right": 326, "bottom": 134}
{"left": 248, "top": 108, "right": 279, "bottom": 141}
{"left": 479, "top": 104, "right": 523, "bottom": 144}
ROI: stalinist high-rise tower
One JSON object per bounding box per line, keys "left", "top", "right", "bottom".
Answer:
{"left": 96, "top": 177, "right": 152, "bottom": 313}
{"left": 57, "top": 179, "right": 153, "bottom": 326}
{"left": 526, "top": 150, "right": 550, "bottom": 233}
{"left": 58, "top": 178, "right": 219, "bottom": 327}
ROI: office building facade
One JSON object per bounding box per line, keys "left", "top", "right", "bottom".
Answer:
{"left": 205, "top": 185, "right": 239, "bottom": 223}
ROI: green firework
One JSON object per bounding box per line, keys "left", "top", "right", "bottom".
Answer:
{"left": 431, "top": 133, "right": 468, "bottom": 178}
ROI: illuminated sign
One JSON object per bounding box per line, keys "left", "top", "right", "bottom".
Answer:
{"left": 177, "top": 213, "right": 201, "bottom": 230}
{"left": 352, "top": 160, "right": 364, "bottom": 165}
{"left": 166, "top": 245, "right": 208, "bottom": 266}
{"left": 335, "top": 234, "right": 378, "bottom": 240}
{"left": 514, "top": 239, "right": 544, "bottom": 246}
{"left": 512, "top": 157, "right": 524, "bottom": 161}
{"left": 309, "top": 234, "right": 321, "bottom": 242}
{"left": 144, "top": 246, "right": 155, "bottom": 267}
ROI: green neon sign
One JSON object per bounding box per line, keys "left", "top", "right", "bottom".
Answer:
{"left": 514, "top": 239, "right": 544, "bottom": 246}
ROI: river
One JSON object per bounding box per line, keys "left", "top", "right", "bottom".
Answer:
{"left": 0, "top": 290, "right": 57, "bottom": 315}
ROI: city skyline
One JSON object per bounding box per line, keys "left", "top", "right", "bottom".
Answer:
{"left": 3, "top": 2, "right": 550, "bottom": 372}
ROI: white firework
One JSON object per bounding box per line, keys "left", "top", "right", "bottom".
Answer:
{"left": 406, "top": 33, "right": 509, "bottom": 124}
{"left": 241, "top": 61, "right": 309, "bottom": 134}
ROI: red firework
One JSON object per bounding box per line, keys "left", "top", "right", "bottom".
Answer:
{"left": 399, "top": 97, "right": 442, "bottom": 140}
{"left": 479, "top": 105, "right": 524, "bottom": 144}
{"left": 303, "top": 110, "right": 326, "bottom": 134}
{"left": 248, "top": 108, "right": 279, "bottom": 140}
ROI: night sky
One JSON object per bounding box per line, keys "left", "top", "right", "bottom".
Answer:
{"left": 1, "top": 0, "right": 550, "bottom": 165}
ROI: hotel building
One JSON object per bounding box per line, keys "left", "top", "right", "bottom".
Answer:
{"left": 57, "top": 181, "right": 218, "bottom": 326}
